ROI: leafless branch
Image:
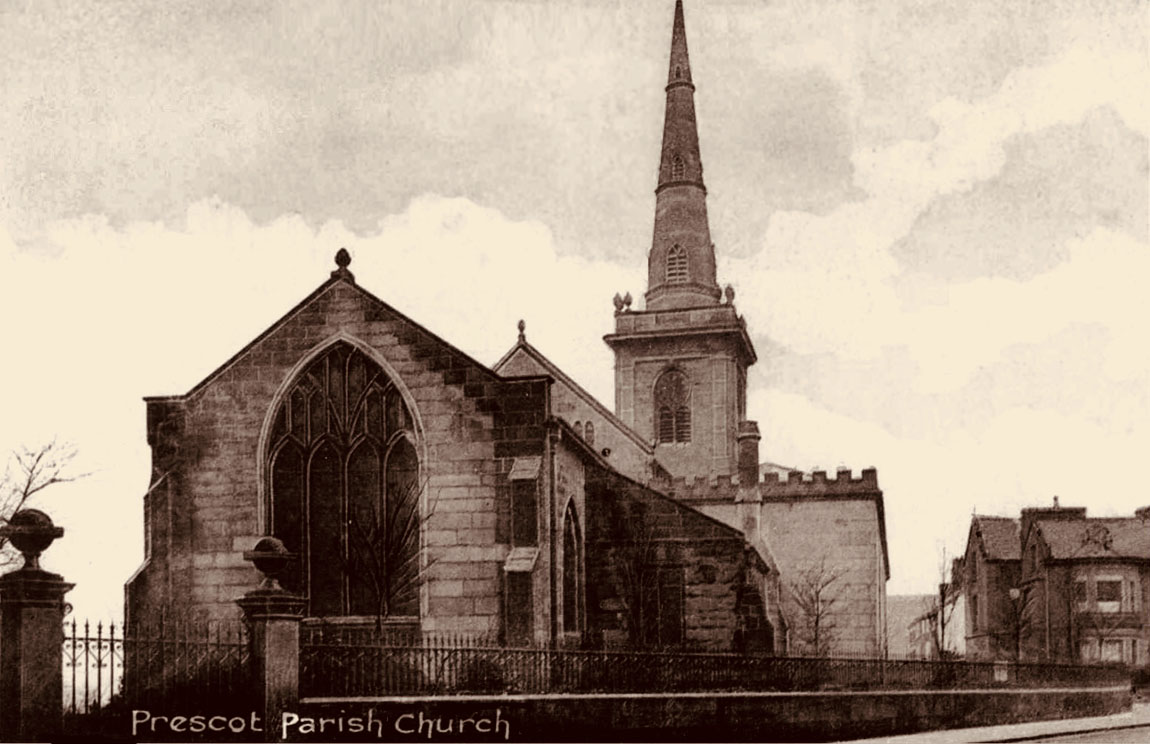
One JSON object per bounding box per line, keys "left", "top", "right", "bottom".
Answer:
{"left": 0, "top": 440, "right": 86, "bottom": 566}
{"left": 790, "top": 556, "right": 846, "bottom": 656}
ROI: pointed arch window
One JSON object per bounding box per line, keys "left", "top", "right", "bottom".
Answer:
{"left": 562, "top": 503, "right": 583, "bottom": 633}
{"left": 584, "top": 421, "right": 595, "bottom": 447}
{"left": 267, "top": 342, "right": 419, "bottom": 617}
{"left": 654, "top": 368, "right": 691, "bottom": 444}
{"left": 666, "top": 244, "right": 688, "bottom": 285}
{"left": 671, "top": 153, "right": 685, "bottom": 180}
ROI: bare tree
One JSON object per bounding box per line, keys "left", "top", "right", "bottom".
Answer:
{"left": 921, "top": 549, "right": 962, "bottom": 660}
{"left": 344, "top": 477, "right": 438, "bottom": 633}
{"left": 1004, "top": 585, "right": 1037, "bottom": 661}
{"left": 1073, "top": 599, "right": 1134, "bottom": 665}
{"left": 605, "top": 500, "right": 662, "bottom": 648}
{"left": 790, "top": 557, "right": 845, "bottom": 657}
{"left": 0, "top": 440, "right": 85, "bottom": 569}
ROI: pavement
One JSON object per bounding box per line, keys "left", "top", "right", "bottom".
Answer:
{"left": 845, "top": 702, "right": 1150, "bottom": 744}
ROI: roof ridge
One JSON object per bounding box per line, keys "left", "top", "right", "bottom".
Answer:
{"left": 495, "top": 337, "right": 653, "bottom": 453}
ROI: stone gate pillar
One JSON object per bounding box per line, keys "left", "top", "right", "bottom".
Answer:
{"left": 237, "top": 537, "right": 306, "bottom": 742}
{"left": 0, "top": 509, "right": 73, "bottom": 742}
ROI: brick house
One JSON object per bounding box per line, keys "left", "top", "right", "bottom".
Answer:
{"left": 961, "top": 515, "right": 1022, "bottom": 660}
{"left": 125, "top": 0, "right": 887, "bottom": 656}
{"left": 1017, "top": 503, "right": 1150, "bottom": 666}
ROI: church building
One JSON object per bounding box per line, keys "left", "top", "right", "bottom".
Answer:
{"left": 127, "top": 1, "right": 888, "bottom": 657}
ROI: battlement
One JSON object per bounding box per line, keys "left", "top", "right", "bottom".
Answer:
{"left": 662, "top": 467, "right": 880, "bottom": 503}
{"left": 760, "top": 467, "right": 879, "bottom": 496}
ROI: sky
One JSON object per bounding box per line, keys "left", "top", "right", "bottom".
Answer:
{"left": 0, "top": 0, "right": 1146, "bottom": 621}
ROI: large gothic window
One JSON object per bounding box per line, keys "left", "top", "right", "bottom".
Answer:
{"left": 666, "top": 244, "right": 688, "bottom": 284}
{"left": 267, "top": 342, "right": 419, "bottom": 617}
{"left": 654, "top": 369, "right": 691, "bottom": 444}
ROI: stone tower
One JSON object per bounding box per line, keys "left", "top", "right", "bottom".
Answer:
{"left": 605, "top": 1, "right": 759, "bottom": 480}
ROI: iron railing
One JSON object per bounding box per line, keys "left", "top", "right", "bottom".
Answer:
{"left": 63, "top": 617, "right": 253, "bottom": 729}
{"left": 300, "top": 639, "right": 1131, "bottom": 698}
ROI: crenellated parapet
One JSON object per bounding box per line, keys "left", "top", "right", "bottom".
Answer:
{"left": 760, "top": 467, "right": 879, "bottom": 498}
{"left": 664, "top": 467, "right": 880, "bottom": 504}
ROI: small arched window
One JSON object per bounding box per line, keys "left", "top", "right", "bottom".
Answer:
{"left": 666, "top": 244, "right": 688, "bottom": 285}
{"left": 584, "top": 421, "right": 595, "bottom": 447}
{"left": 654, "top": 369, "right": 691, "bottom": 444}
{"left": 671, "top": 153, "right": 685, "bottom": 180}
{"left": 562, "top": 503, "right": 582, "bottom": 632}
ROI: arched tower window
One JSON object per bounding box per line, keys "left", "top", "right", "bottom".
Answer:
{"left": 671, "top": 153, "right": 685, "bottom": 180}
{"left": 267, "top": 342, "right": 419, "bottom": 617}
{"left": 584, "top": 421, "right": 595, "bottom": 447}
{"left": 666, "top": 244, "right": 688, "bottom": 285}
{"left": 562, "top": 503, "right": 582, "bottom": 632}
{"left": 654, "top": 368, "right": 691, "bottom": 444}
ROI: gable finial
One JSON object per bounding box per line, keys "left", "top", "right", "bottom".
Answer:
{"left": 331, "top": 248, "right": 355, "bottom": 282}
{"left": 517, "top": 319, "right": 526, "bottom": 342}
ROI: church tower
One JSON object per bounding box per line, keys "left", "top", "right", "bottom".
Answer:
{"left": 606, "top": 1, "right": 759, "bottom": 480}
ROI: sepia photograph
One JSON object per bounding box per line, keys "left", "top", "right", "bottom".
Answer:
{"left": 0, "top": 0, "right": 1146, "bottom": 741}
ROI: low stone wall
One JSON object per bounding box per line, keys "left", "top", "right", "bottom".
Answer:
{"left": 292, "top": 686, "right": 1131, "bottom": 742}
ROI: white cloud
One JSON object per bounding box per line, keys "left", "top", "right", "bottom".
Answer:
{"left": 724, "top": 42, "right": 1149, "bottom": 388}
{"left": 0, "top": 194, "right": 639, "bottom": 620}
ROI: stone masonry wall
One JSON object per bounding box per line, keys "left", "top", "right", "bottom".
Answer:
{"left": 759, "top": 496, "right": 886, "bottom": 655}
{"left": 612, "top": 333, "right": 742, "bottom": 481}
{"left": 126, "top": 276, "right": 551, "bottom": 639}
{"left": 584, "top": 470, "right": 776, "bottom": 652}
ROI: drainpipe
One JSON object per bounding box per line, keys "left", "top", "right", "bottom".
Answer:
{"left": 548, "top": 422, "right": 559, "bottom": 645}
{"left": 1044, "top": 563, "right": 1051, "bottom": 659}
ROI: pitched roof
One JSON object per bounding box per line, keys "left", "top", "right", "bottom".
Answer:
{"left": 1037, "top": 517, "right": 1150, "bottom": 560}
{"left": 973, "top": 515, "right": 1021, "bottom": 561}
{"left": 165, "top": 268, "right": 501, "bottom": 401}
{"left": 494, "top": 337, "right": 653, "bottom": 454}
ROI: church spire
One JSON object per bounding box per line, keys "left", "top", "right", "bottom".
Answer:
{"left": 646, "top": 0, "right": 720, "bottom": 311}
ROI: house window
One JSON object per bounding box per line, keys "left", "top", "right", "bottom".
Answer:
{"left": 562, "top": 504, "right": 582, "bottom": 633}
{"left": 666, "top": 244, "right": 688, "bottom": 284}
{"left": 1074, "top": 580, "right": 1088, "bottom": 609}
{"left": 1101, "top": 639, "right": 1124, "bottom": 662}
{"left": 1097, "top": 579, "right": 1122, "bottom": 613}
{"left": 267, "top": 342, "right": 419, "bottom": 617}
{"left": 654, "top": 369, "right": 691, "bottom": 444}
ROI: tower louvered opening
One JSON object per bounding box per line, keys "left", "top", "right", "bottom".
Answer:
{"left": 666, "top": 244, "right": 688, "bottom": 284}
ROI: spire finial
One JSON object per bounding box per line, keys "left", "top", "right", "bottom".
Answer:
{"left": 645, "top": 0, "right": 720, "bottom": 310}
{"left": 668, "top": 1, "right": 692, "bottom": 88}
{"left": 331, "top": 248, "right": 355, "bottom": 282}
{"left": 517, "top": 319, "right": 526, "bottom": 342}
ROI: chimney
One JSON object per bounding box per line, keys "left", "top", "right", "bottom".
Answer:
{"left": 737, "top": 420, "right": 760, "bottom": 486}
{"left": 1020, "top": 500, "right": 1087, "bottom": 547}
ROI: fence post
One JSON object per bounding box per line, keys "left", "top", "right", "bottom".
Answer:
{"left": 0, "top": 509, "right": 73, "bottom": 742}
{"left": 237, "top": 537, "right": 306, "bottom": 742}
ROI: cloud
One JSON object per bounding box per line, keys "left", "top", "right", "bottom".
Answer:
{"left": 0, "top": 194, "right": 640, "bottom": 618}
{"left": 723, "top": 41, "right": 1148, "bottom": 384}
